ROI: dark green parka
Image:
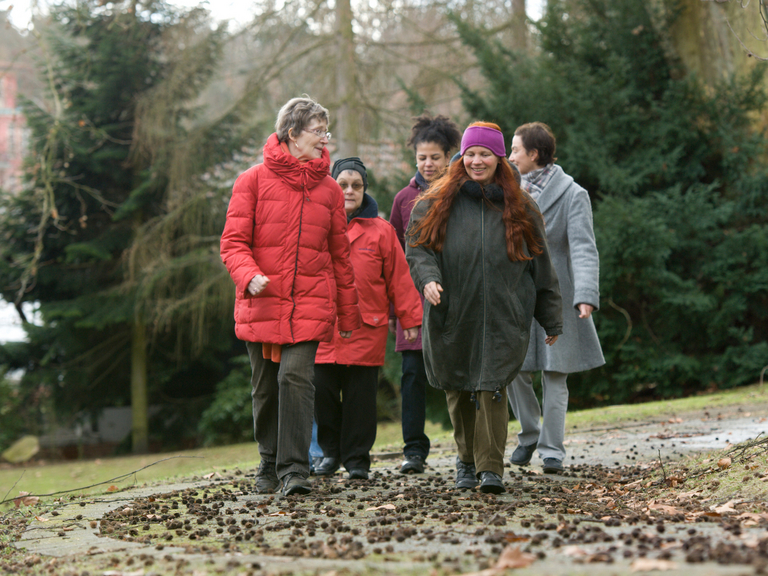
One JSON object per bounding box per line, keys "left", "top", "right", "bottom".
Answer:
{"left": 405, "top": 180, "right": 563, "bottom": 393}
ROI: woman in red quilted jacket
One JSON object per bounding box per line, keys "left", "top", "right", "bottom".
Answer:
{"left": 312, "top": 157, "right": 423, "bottom": 480}
{"left": 220, "top": 97, "right": 361, "bottom": 497}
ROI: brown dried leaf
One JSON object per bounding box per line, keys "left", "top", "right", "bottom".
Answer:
{"left": 365, "top": 504, "right": 396, "bottom": 511}
{"left": 106, "top": 485, "right": 119, "bottom": 492}
{"left": 494, "top": 545, "right": 537, "bottom": 569}
{"left": 717, "top": 457, "right": 732, "bottom": 469}
{"left": 631, "top": 558, "right": 677, "bottom": 571}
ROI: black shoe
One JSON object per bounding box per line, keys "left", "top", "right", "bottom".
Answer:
{"left": 255, "top": 460, "right": 279, "bottom": 494}
{"left": 478, "top": 471, "right": 506, "bottom": 494}
{"left": 455, "top": 457, "right": 478, "bottom": 490}
{"left": 399, "top": 454, "right": 425, "bottom": 474}
{"left": 282, "top": 473, "right": 311, "bottom": 496}
{"left": 348, "top": 468, "right": 369, "bottom": 480}
{"left": 542, "top": 458, "right": 564, "bottom": 474}
{"left": 314, "top": 457, "right": 340, "bottom": 476}
{"left": 509, "top": 442, "right": 537, "bottom": 466}
{"left": 309, "top": 456, "right": 323, "bottom": 476}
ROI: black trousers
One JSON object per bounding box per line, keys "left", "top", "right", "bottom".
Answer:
{"left": 313, "top": 363, "right": 379, "bottom": 472}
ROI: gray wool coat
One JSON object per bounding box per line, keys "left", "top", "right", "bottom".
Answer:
{"left": 523, "top": 165, "right": 605, "bottom": 374}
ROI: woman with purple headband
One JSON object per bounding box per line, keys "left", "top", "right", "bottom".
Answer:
{"left": 406, "top": 122, "right": 562, "bottom": 494}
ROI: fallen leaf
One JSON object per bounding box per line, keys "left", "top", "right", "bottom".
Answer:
{"left": 563, "top": 545, "right": 589, "bottom": 557}
{"left": 106, "top": 485, "right": 119, "bottom": 492}
{"left": 34, "top": 516, "right": 49, "bottom": 522}
{"left": 631, "top": 558, "right": 677, "bottom": 571}
{"left": 203, "top": 472, "right": 215, "bottom": 479}
{"left": 494, "top": 545, "right": 536, "bottom": 569}
{"left": 649, "top": 504, "right": 682, "bottom": 515}
{"left": 366, "top": 504, "right": 396, "bottom": 511}
{"left": 712, "top": 499, "right": 740, "bottom": 514}
{"left": 717, "top": 457, "right": 732, "bottom": 469}
{"left": 13, "top": 492, "right": 39, "bottom": 508}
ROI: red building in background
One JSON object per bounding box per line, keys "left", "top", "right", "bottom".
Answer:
{"left": 0, "top": 65, "right": 27, "bottom": 193}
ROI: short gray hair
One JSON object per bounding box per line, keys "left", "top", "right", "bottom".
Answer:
{"left": 275, "top": 96, "right": 330, "bottom": 142}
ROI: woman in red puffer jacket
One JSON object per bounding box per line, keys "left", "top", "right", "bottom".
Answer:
{"left": 220, "top": 97, "right": 361, "bottom": 497}
{"left": 312, "top": 157, "right": 423, "bottom": 481}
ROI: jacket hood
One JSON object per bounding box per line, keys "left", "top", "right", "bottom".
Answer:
{"left": 349, "top": 192, "right": 379, "bottom": 221}
{"left": 262, "top": 132, "right": 331, "bottom": 191}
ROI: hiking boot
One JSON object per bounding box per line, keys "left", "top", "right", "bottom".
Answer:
{"left": 399, "top": 454, "right": 425, "bottom": 474}
{"left": 348, "top": 468, "right": 369, "bottom": 480}
{"left": 542, "top": 458, "right": 564, "bottom": 474}
{"left": 455, "top": 457, "right": 478, "bottom": 490}
{"left": 282, "top": 473, "right": 311, "bottom": 496}
{"left": 314, "top": 457, "right": 341, "bottom": 476}
{"left": 255, "top": 460, "right": 279, "bottom": 494}
{"left": 478, "top": 471, "right": 506, "bottom": 494}
{"left": 509, "top": 442, "right": 537, "bottom": 466}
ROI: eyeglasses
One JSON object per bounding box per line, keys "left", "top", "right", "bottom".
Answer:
{"left": 339, "top": 181, "right": 364, "bottom": 192}
{"left": 304, "top": 128, "right": 332, "bottom": 140}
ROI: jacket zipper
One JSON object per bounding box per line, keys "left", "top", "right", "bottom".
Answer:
{"left": 480, "top": 200, "right": 487, "bottom": 387}
{"left": 288, "top": 177, "right": 307, "bottom": 343}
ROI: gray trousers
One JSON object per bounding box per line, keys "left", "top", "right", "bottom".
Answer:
{"left": 445, "top": 390, "right": 509, "bottom": 477}
{"left": 246, "top": 341, "right": 318, "bottom": 480}
{"left": 506, "top": 370, "right": 568, "bottom": 461}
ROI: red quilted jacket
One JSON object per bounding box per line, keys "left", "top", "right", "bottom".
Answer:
{"left": 220, "top": 134, "right": 361, "bottom": 344}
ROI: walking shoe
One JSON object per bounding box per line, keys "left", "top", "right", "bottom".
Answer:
{"left": 542, "top": 458, "right": 564, "bottom": 474}
{"left": 478, "top": 471, "right": 506, "bottom": 494}
{"left": 399, "top": 454, "right": 425, "bottom": 474}
{"left": 282, "top": 473, "right": 311, "bottom": 496}
{"left": 348, "top": 468, "right": 369, "bottom": 480}
{"left": 455, "top": 457, "right": 478, "bottom": 490}
{"left": 314, "top": 457, "right": 341, "bottom": 476}
{"left": 509, "top": 442, "right": 537, "bottom": 466}
{"left": 309, "top": 456, "right": 323, "bottom": 476}
{"left": 255, "top": 460, "right": 279, "bottom": 494}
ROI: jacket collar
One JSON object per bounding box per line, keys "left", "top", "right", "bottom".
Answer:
{"left": 529, "top": 165, "right": 574, "bottom": 214}
{"left": 347, "top": 193, "right": 379, "bottom": 243}
{"left": 262, "top": 132, "right": 330, "bottom": 192}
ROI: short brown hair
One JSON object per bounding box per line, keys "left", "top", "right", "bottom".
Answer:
{"left": 275, "top": 96, "right": 330, "bottom": 142}
{"left": 514, "top": 122, "right": 557, "bottom": 167}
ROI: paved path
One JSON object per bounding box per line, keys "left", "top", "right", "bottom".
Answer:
{"left": 14, "top": 410, "right": 768, "bottom": 575}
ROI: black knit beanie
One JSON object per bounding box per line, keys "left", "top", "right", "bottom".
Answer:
{"left": 331, "top": 157, "right": 368, "bottom": 191}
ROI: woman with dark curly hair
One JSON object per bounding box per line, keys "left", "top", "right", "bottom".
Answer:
{"left": 406, "top": 122, "right": 562, "bottom": 493}
{"left": 389, "top": 113, "right": 462, "bottom": 475}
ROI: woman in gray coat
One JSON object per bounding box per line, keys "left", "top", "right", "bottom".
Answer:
{"left": 507, "top": 122, "right": 605, "bottom": 474}
{"left": 407, "top": 122, "right": 563, "bottom": 494}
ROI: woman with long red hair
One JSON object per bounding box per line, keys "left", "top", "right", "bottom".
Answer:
{"left": 406, "top": 122, "right": 563, "bottom": 494}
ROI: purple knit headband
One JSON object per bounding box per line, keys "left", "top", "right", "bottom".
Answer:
{"left": 460, "top": 126, "right": 506, "bottom": 157}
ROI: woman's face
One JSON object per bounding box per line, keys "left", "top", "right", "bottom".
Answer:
{"left": 290, "top": 118, "right": 329, "bottom": 161}
{"left": 463, "top": 146, "right": 500, "bottom": 186}
{"left": 509, "top": 135, "right": 540, "bottom": 175}
{"left": 415, "top": 141, "right": 449, "bottom": 182}
{"left": 337, "top": 170, "right": 365, "bottom": 216}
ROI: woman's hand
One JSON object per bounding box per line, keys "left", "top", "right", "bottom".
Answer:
{"left": 423, "top": 281, "right": 443, "bottom": 306}
{"left": 339, "top": 331, "right": 352, "bottom": 339}
{"left": 247, "top": 274, "right": 270, "bottom": 296}
{"left": 545, "top": 335, "right": 559, "bottom": 346}
{"left": 403, "top": 327, "right": 420, "bottom": 342}
{"left": 388, "top": 318, "right": 397, "bottom": 334}
{"left": 578, "top": 303, "right": 595, "bottom": 319}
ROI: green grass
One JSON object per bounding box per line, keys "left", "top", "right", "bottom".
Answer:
{"left": 1, "top": 383, "right": 765, "bottom": 509}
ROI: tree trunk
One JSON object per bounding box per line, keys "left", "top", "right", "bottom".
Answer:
{"left": 131, "top": 316, "right": 149, "bottom": 454}
{"left": 511, "top": 0, "right": 528, "bottom": 52}
{"left": 335, "top": 0, "right": 358, "bottom": 157}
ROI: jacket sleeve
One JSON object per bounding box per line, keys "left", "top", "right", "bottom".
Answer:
{"left": 327, "top": 186, "right": 362, "bottom": 332}
{"left": 381, "top": 223, "right": 423, "bottom": 329}
{"left": 567, "top": 187, "right": 600, "bottom": 310}
{"left": 404, "top": 198, "right": 442, "bottom": 293}
{"left": 220, "top": 170, "right": 264, "bottom": 299}
{"left": 529, "top": 207, "right": 564, "bottom": 336}
{"left": 389, "top": 190, "right": 406, "bottom": 249}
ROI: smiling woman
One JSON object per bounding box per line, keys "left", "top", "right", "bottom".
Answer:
{"left": 405, "top": 121, "right": 563, "bottom": 495}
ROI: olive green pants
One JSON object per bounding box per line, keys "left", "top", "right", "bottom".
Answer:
{"left": 445, "top": 389, "right": 509, "bottom": 477}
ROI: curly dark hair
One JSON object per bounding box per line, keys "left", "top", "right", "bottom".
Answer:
{"left": 406, "top": 113, "right": 462, "bottom": 155}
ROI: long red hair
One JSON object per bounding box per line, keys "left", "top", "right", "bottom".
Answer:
{"left": 409, "top": 122, "right": 543, "bottom": 261}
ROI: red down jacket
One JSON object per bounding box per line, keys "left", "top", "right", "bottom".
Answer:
{"left": 315, "top": 194, "right": 423, "bottom": 366}
{"left": 220, "top": 133, "right": 361, "bottom": 344}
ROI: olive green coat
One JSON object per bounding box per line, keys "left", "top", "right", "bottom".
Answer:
{"left": 406, "top": 181, "right": 563, "bottom": 393}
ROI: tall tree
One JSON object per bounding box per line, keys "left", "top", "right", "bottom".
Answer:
{"left": 0, "top": 0, "right": 230, "bottom": 453}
